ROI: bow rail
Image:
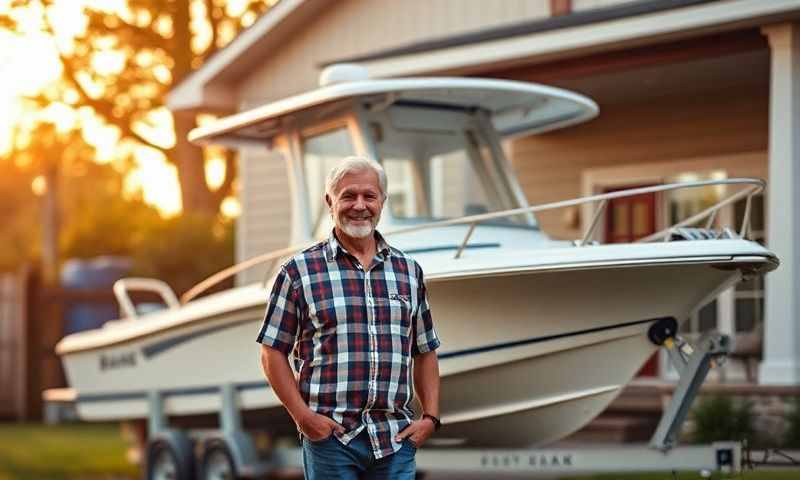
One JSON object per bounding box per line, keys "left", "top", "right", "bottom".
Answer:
{"left": 179, "top": 178, "right": 764, "bottom": 304}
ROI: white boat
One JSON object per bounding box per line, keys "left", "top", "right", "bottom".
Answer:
{"left": 56, "top": 67, "right": 778, "bottom": 448}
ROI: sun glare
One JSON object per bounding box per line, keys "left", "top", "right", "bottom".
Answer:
{"left": 124, "top": 146, "right": 182, "bottom": 217}
{"left": 1, "top": 0, "right": 239, "bottom": 217}
{"left": 221, "top": 196, "right": 241, "bottom": 219}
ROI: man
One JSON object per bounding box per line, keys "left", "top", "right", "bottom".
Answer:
{"left": 257, "top": 156, "right": 441, "bottom": 480}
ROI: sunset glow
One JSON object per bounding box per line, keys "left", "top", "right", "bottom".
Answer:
{"left": 0, "top": 0, "right": 206, "bottom": 218}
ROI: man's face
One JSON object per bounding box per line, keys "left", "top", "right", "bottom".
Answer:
{"left": 327, "top": 169, "right": 384, "bottom": 239}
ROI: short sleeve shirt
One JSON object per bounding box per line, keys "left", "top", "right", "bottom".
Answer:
{"left": 256, "top": 230, "right": 440, "bottom": 459}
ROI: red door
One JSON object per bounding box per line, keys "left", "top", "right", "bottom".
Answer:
{"left": 604, "top": 186, "right": 659, "bottom": 376}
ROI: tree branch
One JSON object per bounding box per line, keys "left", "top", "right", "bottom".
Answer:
{"left": 40, "top": 13, "right": 158, "bottom": 150}
{"left": 58, "top": 54, "right": 155, "bottom": 148}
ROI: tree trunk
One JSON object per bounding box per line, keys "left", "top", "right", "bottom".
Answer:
{"left": 41, "top": 165, "right": 60, "bottom": 285}
{"left": 172, "top": 111, "right": 217, "bottom": 215}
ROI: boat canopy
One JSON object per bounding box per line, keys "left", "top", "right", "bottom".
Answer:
{"left": 189, "top": 77, "right": 598, "bottom": 147}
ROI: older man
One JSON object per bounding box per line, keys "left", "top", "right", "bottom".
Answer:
{"left": 257, "top": 156, "right": 441, "bottom": 480}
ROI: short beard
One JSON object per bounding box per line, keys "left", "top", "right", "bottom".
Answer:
{"left": 341, "top": 222, "right": 374, "bottom": 238}
{"left": 335, "top": 212, "right": 381, "bottom": 239}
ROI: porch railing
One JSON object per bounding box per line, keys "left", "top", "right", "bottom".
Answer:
{"left": 178, "top": 178, "right": 764, "bottom": 304}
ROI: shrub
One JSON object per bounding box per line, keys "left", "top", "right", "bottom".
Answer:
{"left": 130, "top": 213, "right": 235, "bottom": 296}
{"left": 783, "top": 397, "right": 800, "bottom": 448}
{"left": 691, "top": 395, "right": 755, "bottom": 444}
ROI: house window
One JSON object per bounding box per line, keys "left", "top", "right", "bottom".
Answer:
{"left": 668, "top": 171, "right": 727, "bottom": 334}
{"left": 733, "top": 193, "right": 765, "bottom": 334}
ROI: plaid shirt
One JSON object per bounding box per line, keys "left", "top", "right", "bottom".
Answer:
{"left": 257, "top": 230, "right": 440, "bottom": 459}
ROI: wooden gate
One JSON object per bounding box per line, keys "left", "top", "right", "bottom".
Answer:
{"left": 0, "top": 269, "right": 28, "bottom": 420}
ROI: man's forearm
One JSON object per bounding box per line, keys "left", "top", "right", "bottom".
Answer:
{"left": 260, "top": 345, "right": 311, "bottom": 423}
{"left": 413, "top": 350, "right": 440, "bottom": 417}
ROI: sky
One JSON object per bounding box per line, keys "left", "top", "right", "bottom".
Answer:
{"left": 0, "top": 0, "right": 237, "bottom": 218}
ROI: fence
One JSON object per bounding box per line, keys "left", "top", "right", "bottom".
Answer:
{"left": 0, "top": 266, "right": 120, "bottom": 421}
{"left": 0, "top": 268, "right": 27, "bottom": 420}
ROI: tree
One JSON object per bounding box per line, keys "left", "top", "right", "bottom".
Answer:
{"left": 1, "top": 0, "right": 274, "bottom": 214}
{"left": 1, "top": 117, "right": 234, "bottom": 294}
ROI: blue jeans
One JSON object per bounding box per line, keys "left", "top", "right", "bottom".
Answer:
{"left": 302, "top": 430, "right": 416, "bottom": 480}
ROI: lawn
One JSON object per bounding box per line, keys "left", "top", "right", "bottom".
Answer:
{"left": 0, "top": 423, "right": 137, "bottom": 480}
{"left": 561, "top": 471, "right": 800, "bottom": 479}
{"left": 0, "top": 423, "right": 797, "bottom": 480}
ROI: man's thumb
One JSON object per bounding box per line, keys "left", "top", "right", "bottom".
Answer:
{"left": 328, "top": 418, "right": 345, "bottom": 433}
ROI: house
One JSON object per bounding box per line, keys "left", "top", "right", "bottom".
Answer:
{"left": 168, "top": 0, "right": 800, "bottom": 388}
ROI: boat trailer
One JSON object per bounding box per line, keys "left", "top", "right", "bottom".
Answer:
{"left": 127, "top": 327, "right": 745, "bottom": 478}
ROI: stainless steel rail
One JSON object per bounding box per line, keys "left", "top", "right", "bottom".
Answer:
{"left": 180, "top": 178, "right": 764, "bottom": 304}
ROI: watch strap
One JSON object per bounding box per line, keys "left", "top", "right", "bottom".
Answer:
{"left": 422, "top": 413, "right": 441, "bottom": 431}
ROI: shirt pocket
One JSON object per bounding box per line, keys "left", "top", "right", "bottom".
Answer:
{"left": 374, "top": 294, "right": 412, "bottom": 334}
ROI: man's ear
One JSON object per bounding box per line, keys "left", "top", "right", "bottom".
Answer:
{"left": 325, "top": 194, "right": 332, "bottom": 207}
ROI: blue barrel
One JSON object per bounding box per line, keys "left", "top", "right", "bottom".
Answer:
{"left": 61, "top": 256, "right": 132, "bottom": 335}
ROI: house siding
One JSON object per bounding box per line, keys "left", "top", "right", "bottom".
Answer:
{"left": 509, "top": 83, "right": 768, "bottom": 239}
{"left": 238, "top": 0, "right": 550, "bottom": 106}
{"left": 235, "top": 148, "right": 291, "bottom": 286}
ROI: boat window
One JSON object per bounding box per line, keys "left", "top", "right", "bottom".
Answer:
{"left": 376, "top": 126, "right": 531, "bottom": 226}
{"left": 302, "top": 127, "right": 356, "bottom": 234}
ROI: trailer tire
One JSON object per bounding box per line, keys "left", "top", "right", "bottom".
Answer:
{"left": 201, "top": 441, "right": 238, "bottom": 480}
{"left": 146, "top": 435, "right": 194, "bottom": 480}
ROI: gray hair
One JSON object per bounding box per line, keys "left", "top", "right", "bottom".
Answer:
{"left": 325, "top": 156, "right": 387, "bottom": 198}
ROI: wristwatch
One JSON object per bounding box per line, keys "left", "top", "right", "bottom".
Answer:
{"left": 422, "top": 413, "right": 441, "bottom": 431}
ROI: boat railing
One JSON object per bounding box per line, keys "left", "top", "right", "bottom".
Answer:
{"left": 179, "top": 177, "right": 764, "bottom": 304}
{"left": 113, "top": 277, "right": 182, "bottom": 319}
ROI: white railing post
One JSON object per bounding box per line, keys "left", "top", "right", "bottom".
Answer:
{"left": 455, "top": 223, "right": 477, "bottom": 259}
{"left": 580, "top": 199, "right": 608, "bottom": 246}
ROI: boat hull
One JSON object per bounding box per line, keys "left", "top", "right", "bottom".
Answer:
{"left": 62, "top": 257, "right": 745, "bottom": 446}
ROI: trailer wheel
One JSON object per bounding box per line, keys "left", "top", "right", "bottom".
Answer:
{"left": 201, "top": 441, "right": 238, "bottom": 480}
{"left": 146, "top": 438, "right": 193, "bottom": 480}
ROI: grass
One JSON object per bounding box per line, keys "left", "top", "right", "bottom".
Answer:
{"left": 0, "top": 423, "right": 137, "bottom": 480}
{"left": 560, "top": 472, "right": 800, "bottom": 479}
{"left": 0, "top": 423, "right": 797, "bottom": 480}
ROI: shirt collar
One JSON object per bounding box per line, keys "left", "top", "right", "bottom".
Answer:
{"left": 325, "top": 229, "right": 392, "bottom": 263}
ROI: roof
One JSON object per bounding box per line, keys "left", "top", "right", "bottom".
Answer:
{"left": 166, "top": 0, "right": 327, "bottom": 111}
{"left": 323, "top": 0, "right": 718, "bottom": 67}
{"left": 188, "top": 77, "right": 599, "bottom": 147}
{"left": 168, "top": 0, "right": 800, "bottom": 112}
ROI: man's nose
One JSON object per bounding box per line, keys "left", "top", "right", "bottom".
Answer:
{"left": 353, "top": 196, "right": 367, "bottom": 210}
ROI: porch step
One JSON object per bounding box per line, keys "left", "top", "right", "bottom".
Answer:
{"left": 558, "top": 383, "right": 666, "bottom": 445}
{"left": 558, "top": 414, "right": 659, "bottom": 445}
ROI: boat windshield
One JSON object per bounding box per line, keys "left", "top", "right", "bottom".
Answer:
{"left": 373, "top": 109, "right": 534, "bottom": 227}
{"left": 300, "top": 112, "right": 536, "bottom": 237}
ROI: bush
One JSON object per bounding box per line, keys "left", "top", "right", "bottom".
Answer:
{"left": 691, "top": 395, "right": 755, "bottom": 444}
{"left": 130, "top": 213, "right": 235, "bottom": 296}
{"left": 783, "top": 397, "right": 800, "bottom": 448}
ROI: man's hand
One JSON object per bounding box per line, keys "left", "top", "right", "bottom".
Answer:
{"left": 395, "top": 417, "right": 436, "bottom": 447}
{"left": 298, "top": 410, "right": 346, "bottom": 441}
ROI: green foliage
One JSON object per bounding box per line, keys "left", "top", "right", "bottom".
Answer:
{"left": 690, "top": 395, "right": 755, "bottom": 444}
{"left": 0, "top": 158, "right": 39, "bottom": 272}
{"left": 0, "top": 0, "right": 271, "bottom": 213}
{"left": 0, "top": 422, "right": 137, "bottom": 479}
{"left": 783, "top": 397, "right": 800, "bottom": 448}
{"left": 2, "top": 133, "right": 234, "bottom": 296}
{"left": 131, "top": 213, "right": 235, "bottom": 296}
